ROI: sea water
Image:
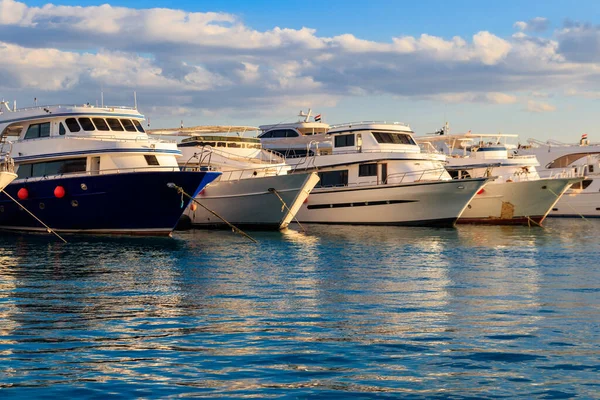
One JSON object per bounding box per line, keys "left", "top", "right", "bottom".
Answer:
{"left": 0, "top": 219, "right": 599, "bottom": 398}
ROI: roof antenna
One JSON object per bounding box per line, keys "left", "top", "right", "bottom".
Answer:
{"left": 134, "top": 91, "right": 137, "bottom": 110}
{"left": 101, "top": 89, "right": 104, "bottom": 108}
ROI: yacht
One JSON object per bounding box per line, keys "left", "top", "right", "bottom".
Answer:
{"left": 149, "top": 127, "right": 319, "bottom": 230}
{"left": 0, "top": 101, "right": 220, "bottom": 235}
{"left": 417, "top": 132, "right": 581, "bottom": 225}
{"left": 518, "top": 135, "right": 600, "bottom": 218}
{"left": 259, "top": 109, "right": 331, "bottom": 157}
{"left": 259, "top": 120, "right": 489, "bottom": 227}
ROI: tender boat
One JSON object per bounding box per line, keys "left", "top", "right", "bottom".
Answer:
{"left": 518, "top": 135, "right": 600, "bottom": 218}
{"left": 417, "top": 131, "right": 581, "bottom": 225}
{"left": 0, "top": 101, "right": 220, "bottom": 235}
{"left": 149, "top": 127, "right": 319, "bottom": 230}
{"left": 260, "top": 119, "right": 489, "bottom": 227}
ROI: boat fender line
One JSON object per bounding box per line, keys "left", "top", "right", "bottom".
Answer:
{"left": 166, "top": 183, "right": 258, "bottom": 243}
{"left": 268, "top": 187, "right": 306, "bottom": 233}
{"left": 0, "top": 189, "right": 67, "bottom": 243}
{"left": 546, "top": 186, "right": 590, "bottom": 223}
{"left": 526, "top": 216, "right": 543, "bottom": 228}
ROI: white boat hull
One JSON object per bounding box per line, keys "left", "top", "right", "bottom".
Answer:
{"left": 0, "top": 171, "right": 17, "bottom": 191}
{"left": 296, "top": 178, "right": 487, "bottom": 227}
{"left": 186, "top": 172, "right": 319, "bottom": 230}
{"left": 548, "top": 190, "right": 600, "bottom": 218}
{"left": 458, "top": 177, "right": 580, "bottom": 225}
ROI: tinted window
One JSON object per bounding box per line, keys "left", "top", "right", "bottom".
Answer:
{"left": 23, "top": 122, "right": 51, "bottom": 140}
{"left": 106, "top": 118, "right": 124, "bottom": 131}
{"left": 18, "top": 158, "right": 87, "bottom": 178}
{"left": 259, "top": 131, "right": 273, "bottom": 138}
{"left": 217, "top": 142, "right": 226, "bottom": 147}
{"left": 272, "top": 130, "right": 288, "bottom": 138}
{"left": 65, "top": 118, "right": 81, "bottom": 132}
{"left": 372, "top": 132, "right": 416, "bottom": 145}
{"left": 286, "top": 129, "right": 299, "bottom": 137}
{"left": 59, "top": 123, "right": 66, "bottom": 136}
{"left": 78, "top": 118, "right": 95, "bottom": 131}
{"left": 92, "top": 118, "right": 110, "bottom": 131}
{"left": 317, "top": 170, "right": 349, "bottom": 187}
{"left": 144, "top": 155, "right": 159, "bottom": 166}
{"left": 334, "top": 134, "right": 355, "bottom": 147}
{"left": 132, "top": 120, "right": 145, "bottom": 132}
{"left": 359, "top": 163, "right": 378, "bottom": 177}
{"left": 120, "top": 119, "right": 137, "bottom": 132}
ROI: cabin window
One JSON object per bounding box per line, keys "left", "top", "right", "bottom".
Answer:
{"left": 65, "top": 118, "right": 81, "bottom": 132}
{"left": 92, "top": 118, "right": 110, "bottom": 131}
{"left": 199, "top": 142, "right": 216, "bottom": 147}
{"left": 17, "top": 158, "right": 87, "bottom": 179}
{"left": 106, "top": 118, "right": 124, "bottom": 131}
{"left": 372, "top": 132, "right": 416, "bottom": 145}
{"left": 334, "top": 134, "right": 355, "bottom": 148}
{"left": 259, "top": 131, "right": 273, "bottom": 138}
{"left": 317, "top": 170, "right": 349, "bottom": 188}
{"left": 78, "top": 118, "right": 95, "bottom": 131}
{"left": 359, "top": 163, "right": 378, "bottom": 177}
{"left": 121, "top": 119, "right": 137, "bottom": 132}
{"left": 59, "top": 123, "right": 66, "bottom": 136}
{"left": 144, "top": 155, "right": 159, "bottom": 166}
{"left": 132, "top": 120, "right": 145, "bottom": 133}
{"left": 217, "top": 142, "right": 226, "bottom": 147}
{"left": 589, "top": 165, "right": 595, "bottom": 173}
{"left": 24, "top": 122, "right": 51, "bottom": 140}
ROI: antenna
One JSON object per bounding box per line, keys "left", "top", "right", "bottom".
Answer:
{"left": 13, "top": 100, "right": 16, "bottom": 111}
{"left": 134, "top": 91, "right": 137, "bottom": 109}
{"left": 101, "top": 90, "right": 104, "bottom": 108}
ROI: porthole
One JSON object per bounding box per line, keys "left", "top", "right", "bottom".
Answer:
{"left": 0, "top": 205, "right": 3, "bottom": 212}
{"left": 80, "top": 183, "right": 87, "bottom": 191}
{"left": 71, "top": 200, "right": 79, "bottom": 207}
{"left": 467, "top": 204, "right": 472, "bottom": 209}
{"left": 39, "top": 202, "right": 45, "bottom": 210}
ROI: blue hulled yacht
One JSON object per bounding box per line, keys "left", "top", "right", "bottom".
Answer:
{"left": 0, "top": 101, "right": 220, "bottom": 235}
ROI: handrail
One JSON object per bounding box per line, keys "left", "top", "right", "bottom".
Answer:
{"left": 182, "top": 164, "right": 289, "bottom": 182}
{"left": 13, "top": 165, "right": 216, "bottom": 183}
{"left": 329, "top": 121, "right": 410, "bottom": 129}
{"left": 1, "top": 104, "right": 139, "bottom": 113}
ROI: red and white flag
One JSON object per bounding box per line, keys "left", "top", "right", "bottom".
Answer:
{"left": 314, "top": 114, "right": 321, "bottom": 122}
{"left": 582, "top": 133, "right": 588, "bottom": 139}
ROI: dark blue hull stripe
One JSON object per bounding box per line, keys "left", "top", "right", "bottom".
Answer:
{"left": 0, "top": 171, "right": 220, "bottom": 235}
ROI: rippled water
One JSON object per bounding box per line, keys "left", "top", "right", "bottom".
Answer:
{"left": 1, "top": 220, "right": 599, "bottom": 398}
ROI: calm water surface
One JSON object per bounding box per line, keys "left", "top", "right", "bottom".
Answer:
{"left": 0, "top": 220, "right": 599, "bottom": 398}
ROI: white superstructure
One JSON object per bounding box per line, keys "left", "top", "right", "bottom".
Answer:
{"left": 417, "top": 132, "right": 580, "bottom": 225}
{"left": 261, "top": 120, "right": 488, "bottom": 227}
{"left": 519, "top": 136, "right": 600, "bottom": 218}
{"left": 154, "top": 130, "right": 319, "bottom": 230}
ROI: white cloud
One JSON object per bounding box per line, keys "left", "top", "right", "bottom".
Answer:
{"left": 428, "top": 92, "right": 517, "bottom": 104}
{"left": 526, "top": 100, "right": 556, "bottom": 113}
{"left": 514, "top": 17, "right": 549, "bottom": 32}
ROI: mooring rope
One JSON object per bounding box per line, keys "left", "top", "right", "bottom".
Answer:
{"left": 268, "top": 187, "right": 306, "bottom": 233}
{"left": 0, "top": 189, "right": 67, "bottom": 243}
{"left": 547, "top": 186, "right": 590, "bottom": 223}
{"left": 167, "top": 183, "right": 258, "bottom": 243}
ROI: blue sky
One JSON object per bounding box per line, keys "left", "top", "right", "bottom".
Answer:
{"left": 2, "top": 0, "right": 600, "bottom": 141}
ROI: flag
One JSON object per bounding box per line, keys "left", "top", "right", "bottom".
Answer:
{"left": 314, "top": 114, "right": 321, "bottom": 122}
{"left": 582, "top": 133, "right": 588, "bottom": 139}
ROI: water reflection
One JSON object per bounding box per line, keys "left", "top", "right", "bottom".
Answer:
{"left": 0, "top": 221, "right": 599, "bottom": 397}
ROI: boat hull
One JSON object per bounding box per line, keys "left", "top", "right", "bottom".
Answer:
{"left": 186, "top": 172, "right": 319, "bottom": 230}
{"left": 458, "top": 177, "right": 580, "bottom": 226}
{"left": 296, "top": 178, "right": 488, "bottom": 227}
{"left": 548, "top": 189, "right": 600, "bottom": 218}
{"left": 0, "top": 171, "right": 17, "bottom": 191}
{"left": 0, "top": 171, "right": 220, "bottom": 235}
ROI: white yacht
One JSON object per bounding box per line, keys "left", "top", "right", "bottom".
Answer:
{"left": 260, "top": 120, "right": 488, "bottom": 227}
{"left": 149, "top": 128, "right": 319, "bottom": 230}
{"left": 417, "top": 132, "right": 581, "bottom": 225}
{"left": 518, "top": 135, "right": 600, "bottom": 218}
{"left": 0, "top": 101, "right": 220, "bottom": 235}
{"left": 259, "top": 109, "right": 331, "bottom": 157}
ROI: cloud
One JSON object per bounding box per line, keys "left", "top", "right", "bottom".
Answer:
{"left": 0, "top": 0, "right": 599, "bottom": 123}
{"left": 514, "top": 17, "right": 549, "bottom": 32}
{"left": 525, "top": 100, "right": 556, "bottom": 113}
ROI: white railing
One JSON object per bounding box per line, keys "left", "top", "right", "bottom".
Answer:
{"left": 2, "top": 104, "right": 138, "bottom": 113}
{"left": 14, "top": 165, "right": 208, "bottom": 183}
{"left": 182, "top": 165, "right": 288, "bottom": 182}
{"left": 329, "top": 121, "right": 410, "bottom": 129}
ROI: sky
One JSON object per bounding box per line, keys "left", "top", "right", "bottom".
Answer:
{"left": 1, "top": 0, "right": 600, "bottom": 141}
